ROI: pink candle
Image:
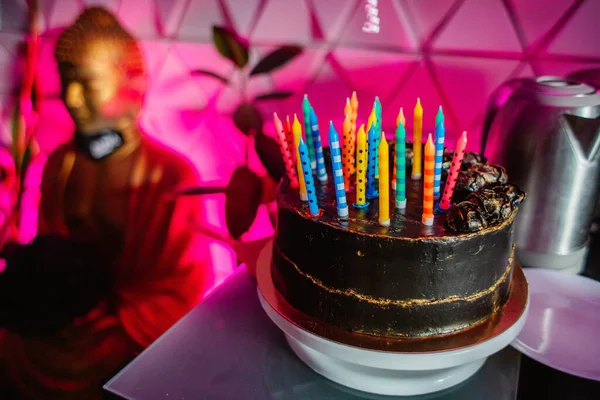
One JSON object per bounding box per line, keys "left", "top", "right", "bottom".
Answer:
{"left": 274, "top": 112, "right": 299, "bottom": 188}
{"left": 439, "top": 131, "right": 468, "bottom": 211}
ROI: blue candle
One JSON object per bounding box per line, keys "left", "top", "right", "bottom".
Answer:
{"left": 309, "top": 107, "right": 328, "bottom": 183}
{"left": 433, "top": 114, "right": 445, "bottom": 199}
{"left": 302, "top": 94, "right": 316, "bottom": 170}
{"left": 374, "top": 97, "right": 382, "bottom": 178}
{"left": 395, "top": 120, "right": 406, "bottom": 209}
{"left": 328, "top": 121, "right": 349, "bottom": 218}
{"left": 298, "top": 138, "right": 319, "bottom": 216}
{"left": 366, "top": 123, "right": 379, "bottom": 199}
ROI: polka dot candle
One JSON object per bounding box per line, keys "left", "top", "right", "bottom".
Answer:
{"left": 366, "top": 122, "right": 379, "bottom": 200}
{"left": 298, "top": 138, "right": 319, "bottom": 216}
{"left": 353, "top": 124, "right": 369, "bottom": 208}
{"left": 273, "top": 113, "right": 298, "bottom": 188}
{"left": 292, "top": 114, "right": 308, "bottom": 201}
{"left": 440, "top": 131, "right": 468, "bottom": 211}
{"left": 342, "top": 113, "right": 355, "bottom": 189}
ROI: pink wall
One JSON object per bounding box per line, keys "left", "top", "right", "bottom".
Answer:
{"left": 0, "top": 0, "right": 599, "bottom": 285}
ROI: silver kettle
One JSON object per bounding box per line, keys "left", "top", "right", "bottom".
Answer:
{"left": 481, "top": 76, "right": 600, "bottom": 274}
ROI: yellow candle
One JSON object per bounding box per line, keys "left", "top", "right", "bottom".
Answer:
{"left": 378, "top": 133, "right": 390, "bottom": 226}
{"left": 367, "top": 108, "right": 376, "bottom": 132}
{"left": 293, "top": 114, "right": 307, "bottom": 201}
{"left": 412, "top": 98, "right": 423, "bottom": 180}
{"left": 422, "top": 133, "right": 435, "bottom": 226}
{"left": 354, "top": 124, "right": 368, "bottom": 208}
{"left": 342, "top": 113, "right": 355, "bottom": 188}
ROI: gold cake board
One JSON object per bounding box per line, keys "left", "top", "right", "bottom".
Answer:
{"left": 256, "top": 253, "right": 529, "bottom": 354}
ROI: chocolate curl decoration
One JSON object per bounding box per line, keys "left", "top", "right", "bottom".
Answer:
{"left": 273, "top": 113, "right": 298, "bottom": 188}
{"left": 445, "top": 184, "right": 525, "bottom": 233}
{"left": 454, "top": 163, "right": 508, "bottom": 202}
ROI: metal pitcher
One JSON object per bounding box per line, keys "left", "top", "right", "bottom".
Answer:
{"left": 481, "top": 76, "right": 600, "bottom": 273}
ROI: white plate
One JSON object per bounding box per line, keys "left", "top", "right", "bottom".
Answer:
{"left": 259, "top": 290, "right": 529, "bottom": 396}
{"left": 512, "top": 268, "right": 600, "bottom": 381}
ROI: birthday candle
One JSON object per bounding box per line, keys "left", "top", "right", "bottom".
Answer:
{"left": 392, "top": 107, "right": 406, "bottom": 190}
{"left": 309, "top": 107, "right": 328, "bottom": 183}
{"left": 292, "top": 114, "right": 307, "bottom": 201}
{"left": 366, "top": 122, "right": 379, "bottom": 199}
{"left": 351, "top": 91, "right": 359, "bottom": 137}
{"left": 433, "top": 115, "right": 445, "bottom": 199}
{"left": 374, "top": 97, "right": 382, "bottom": 179}
{"left": 328, "top": 122, "right": 349, "bottom": 218}
{"left": 395, "top": 119, "right": 406, "bottom": 209}
{"left": 412, "top": 98, "right": 423, "bottom": 180}
{"left": 285, "top": 115, "right": 295, "bottom": 163}
{"left": 302, "top": 95, "right": 316, "bottom": 169}
{"left": 440, "top": 132, "right": 468, "bottom": 211}
{"left": 298, "top": 138, "right": 319, "bottom": 216}
{"left": 378, "top": 134, "right": 390, "bottom": 226}
{"left": 422, "top": 133, "right": 435, "bottom": 226}
{"left": 342, "top": 113, "right": 355, "bottom": 188}
{"left": 435, "top": 106, "right": 444, "bottom": 128}
{"left": 353, "top": 124, "right": 369, "bottom": 208}
{"left": 274, "top": 113, "right": 299, "bottom": 188}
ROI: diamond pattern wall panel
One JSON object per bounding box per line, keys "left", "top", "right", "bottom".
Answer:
{"left": 1, "top": 0, "right": 600, "bottom": 278}
{"left": 339, "top": 0, "right": 417, "bottom": 50}
{"left": 509, "top": 0, "right": 574, "bottom": 48}
{"left": 117, "top": 0, "right": 158, "bottom": 39}
{"left": 432, "top": 0, "right": 522, "bottom": 53}
{"left": 402, "top": 0, "right": 457, "bottom": 44}
{"left": 545, "top": 0, "right": 600, "bottom": 58}
{"left": 252, "top": 0, "right": 312, "bottom": 44}
{"left": 43, "top": 0, "right": 81, "bottom": 30}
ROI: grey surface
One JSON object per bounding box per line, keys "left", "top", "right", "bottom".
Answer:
{"left": 104, "top": 267, "right": 521, "bottom": 400}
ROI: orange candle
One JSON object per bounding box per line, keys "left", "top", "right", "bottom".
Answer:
{"left": 422, "top": 133, "right": 435, "bottom": 226}
{"left": 342, "top": 113, "right": 355, "bottom": 188}
{"left": 274, "top": 113, "right": 299, "bottom": 188}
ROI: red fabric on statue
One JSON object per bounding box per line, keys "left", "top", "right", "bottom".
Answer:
{"left": 0, "top": 137, "right": 212, "bottom": 399}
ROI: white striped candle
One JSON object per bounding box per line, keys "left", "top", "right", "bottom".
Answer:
{"left": 328, "top": 121, "right": 349, "bottom": 218}
{"left": 433, "top": 116, "right": 445, "bottom": 199}
{"left": 309, "top": 107, "right": 328, "bottom": 183}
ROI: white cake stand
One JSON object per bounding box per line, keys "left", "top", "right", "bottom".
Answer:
{"left": 257, "top": 261, "right": 529, "bottom": 397}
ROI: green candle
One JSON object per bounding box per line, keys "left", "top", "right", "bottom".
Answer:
{"left": 302, "top": 94, "right": 316, "bottom": 170}
{"left": 395, "top": 119, "right": 406, "bottom": 209}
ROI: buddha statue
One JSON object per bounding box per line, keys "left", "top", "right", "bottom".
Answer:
{"left": 0, "top": 7, "right": 212, "bottom": 399}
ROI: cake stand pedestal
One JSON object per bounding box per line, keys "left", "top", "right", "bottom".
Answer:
{"left": 257, "top": 262, "right": 529, "bottom": 397}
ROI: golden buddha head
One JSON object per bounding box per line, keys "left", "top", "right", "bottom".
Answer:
{"left": 54, "top": 7, "right": 146, "bottom": 135}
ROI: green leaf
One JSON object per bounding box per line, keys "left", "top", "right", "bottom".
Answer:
{"left": 191, "top": 69, "right": 229, "bottom": 84}
{"left": 233, "top": 103, "right": 264, "bottom": 135}
{"left": 249, "top": 45, "right": 303, "bottom": 76}
{"left": 253, "top": 91, "right": 293, "bottom": 102}
{"left": 177, "top": 186, "right": 228, "bottom": 195}
{"left": 212, "top": 26, "right": 249, "bottom": 69}
{"left": 254, "top": 133, "right": 285, "bottom": 181}
{"left": 225, "top": 166, "right": 263, "bottom": 239}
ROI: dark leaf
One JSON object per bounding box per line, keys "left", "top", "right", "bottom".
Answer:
{"left": 177, "top": 186, "right": 228, "bottom": 196}
{"left": 249, "top": 45, "right": 303, "bottom": 76}
{"left": 191, "top": 69, "right": 229, "bottom": 84}
{"left": 19, "top": 142, "right": 32, "bottom": 190}
{"left": 212, "top": 26, "right": 249, "bottom": 68}
{"left": 225, "top": 166, "right": 263, "bottom": 239}
{"left": 254, "top": 91, "right": 293, "bottom": 102}
{"left": 255, "top": 133, "right": 285, "bottom": 181}
{"left": 233, "top": 103, "right": 264, "bottom": 135}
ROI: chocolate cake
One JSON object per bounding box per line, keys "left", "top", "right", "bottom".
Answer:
{"left": 271, "top": 145, "right": 525, "bottom": 338}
